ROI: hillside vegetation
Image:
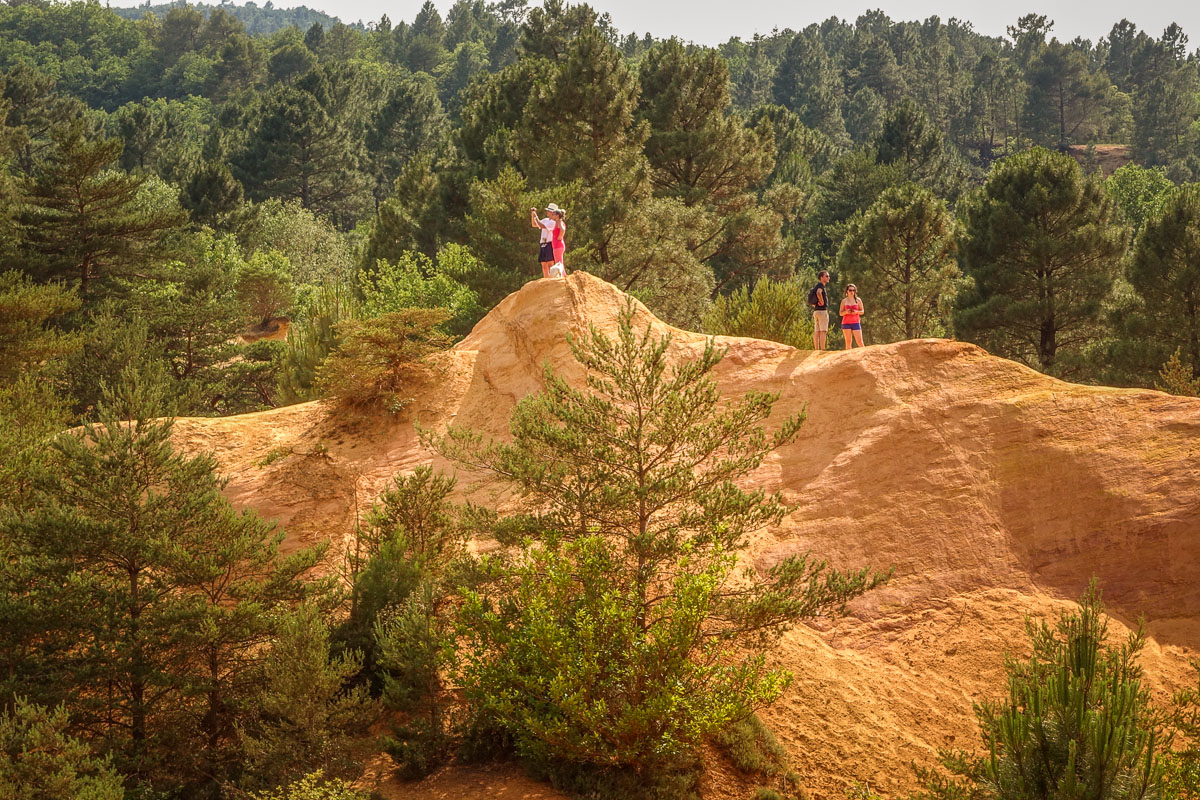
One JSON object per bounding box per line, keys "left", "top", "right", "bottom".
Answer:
{"left": 3, "top": 1, "right": 1200, "bottom": 799}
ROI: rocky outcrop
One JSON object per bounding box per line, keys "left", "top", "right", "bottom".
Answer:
{"left": 171, "top": 272, "right": 1200, "bottom": 798}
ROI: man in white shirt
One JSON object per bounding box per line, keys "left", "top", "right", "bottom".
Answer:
{"left": 530, "top": 206, "right": 557, "bottom": 278}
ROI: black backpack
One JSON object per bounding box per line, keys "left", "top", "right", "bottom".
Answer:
{"left": 807, "top": 284, "right": 822, "bottom": 308}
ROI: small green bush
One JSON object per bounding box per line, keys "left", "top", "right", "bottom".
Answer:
{"left": 315, "top": 309, "right": 451, "bottom": 413}
{"left": 0, "top": 700, "right": 124, "bottom": 800}
{"left": 914, "top": 582, "right": 1168, "bottom": 800}
{"left": 454, "top": 710, "right": 514, "bottom": 765}
{"left": 755, "top": 789, "right": 785, "bottom": 800}
{"left": 251, "top": 771, "right": 366, "bottom": 800}
{"left": 1157, "top": 348, "right": 1200, "bottom": 397}
{"left": 702, "top": 276, "right": 814, "bottom": 348}
{"left": 715, "top": 714, "right": 790, "bottom": 778}
{"left": 383, "top": 714, "right": 451, "bottom": 781}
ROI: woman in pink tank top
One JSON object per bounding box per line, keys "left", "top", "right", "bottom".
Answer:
{"left": 839, "top": 284, "right": 865, "bottom": 349}
{"left": 551, "top": 208, "right": 566, "bottom": 270}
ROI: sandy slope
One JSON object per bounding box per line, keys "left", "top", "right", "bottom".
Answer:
{"left": 171, "top": 272, "right": 1200, "bottom": 799}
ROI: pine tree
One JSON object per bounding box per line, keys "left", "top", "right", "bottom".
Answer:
{"left": 0, "top": 270, "right": 80, "bottom": 382}
{"left": 771, "top": 31, "right": 849, "bottom": 145}
{"left": 16, "top": 119, "right": 186, "bottom": 300}
{"left": 837, "top": 184, "right": 960, "bottom": 342}
{"left": 234, "top": 74, "right": 368, "bottom": 225}
{"left": 637, "top": 39, "right": 795, "bottom": 293}
{"left": 182, "top": 162, "right": 245, "bottom": 229}
{"left": 518, "top": 0, "right": 599, "bottom": 62}
{"left": 1156, "top": 349, "right": 1200, "bottom": 397}
{"left": 0, "top": 376, "right": 71, "bottom": 712}
{"left": 459, "top": 59, "right": 543, "bottom": 179}
{"left": 363, "top": 77, "right": 447, "bottom": 206}
{"left": 267, "top": 44, "right": 317, "bottom": 85}
{"left": 515, "top": 26, "right": 649, "bottom": 267}
{"left": 916, "top": 584, "right": 1168, "bottom": 800}
{"left": 240, "top": 605, "right": 375, "bottom": 790}
{"left": 9, "top": 366, "right": 326, "bottom": 789}
{"left": 362, "top": 143, "right": 471, "bottom": 267}
{"left": 1132, "top": 65, "right": 1200, "bottom": 167}
{"left": 1127, "top": 185, "right": 1200, "bottom": 379}
{"left": 955, "top": 148, "right": 1125, "bottom": 376}
{"left": 1, "top": 63, "right": 86, "bottom": 178}
{"left": 429, "top": 303, "right": 888, "bottom": 774}
{"left": 1023, "top": 41, "right": 1111, "bottom": 151}
{"left": 874, "top": 100, "right": 946, "bottom": 184}
{"left": 171, "top": 487, "right": 329, "bottom": 793}
{"left": 0, "top": 700, "right": 124, "bottom": 800}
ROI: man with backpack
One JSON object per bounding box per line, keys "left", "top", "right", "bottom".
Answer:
{"left": 808, "top": 270, "right": 831, "bottom": 350}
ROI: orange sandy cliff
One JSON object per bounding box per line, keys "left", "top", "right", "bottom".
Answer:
{"left": 170, "top": 272, "right": 1200, "bottom": 800}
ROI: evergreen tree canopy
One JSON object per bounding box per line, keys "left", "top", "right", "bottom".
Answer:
{"left": 837, "top": 183, "right": 960, "bottom": 341}
{"left": 17, "top": 119, "right": 186, "bottom": 300}
{"left": 956, "top": 147, "right": 1125, "bottom": 375}
{"left": 1127, "top": 185, "right": 1200, "bottom": 379}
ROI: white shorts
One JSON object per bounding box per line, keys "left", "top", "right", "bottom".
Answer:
{"left": 813, "top": 310, "right": 829, "bottom": 333}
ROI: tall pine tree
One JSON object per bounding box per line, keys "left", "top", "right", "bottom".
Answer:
{"left": 17, "top": 119, "right": 185, "bottom": 300}
{"left": 956, "top": 148, "right": 1125, "bottom": 376}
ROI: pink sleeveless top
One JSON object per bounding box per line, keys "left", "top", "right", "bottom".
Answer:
{"left": 841, "top": 300, "right": 862, "bottom": 325}
{"left": 552, "top": 223, "right": 565, "bottom": 257}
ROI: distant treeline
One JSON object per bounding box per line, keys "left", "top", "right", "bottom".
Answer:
{"left": 111, "top": 0, "right": 350, "bottom": 35}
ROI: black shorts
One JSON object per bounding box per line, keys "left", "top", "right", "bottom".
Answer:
{"left": 539, "top": 243, "right": 554, "bottom": 262}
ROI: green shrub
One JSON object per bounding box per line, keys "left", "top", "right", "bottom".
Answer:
{"left": 251, "top": 771, "right": 366, "bottom": 800}
{"left": 237, "top": 250, "right": 295, "bottom": 326}
{"left": 358, "top": 244, "right": 485, "bottom": 336}
{"left": 0, "top": 700, "right": 124, "bottom": 800}
{"left": 914, "top": 582, "right": 1168, "bottom": 800}
{"left": 715, "top": 714, "right": 790, "bottom": 778}
{"left": 240, "top": 607, "right": 377, "bottom": 790}
{"left": 314, "top": 309, "right": 451, "bottom": 414}
{"left": 455, "top": 710, "right": 514, "bottom": 765}
{"left": 703, "top": 276, "right": 814, "bottom": 348}
{"left": 1156, "top": 348, "right": 1200, "bottom": 397}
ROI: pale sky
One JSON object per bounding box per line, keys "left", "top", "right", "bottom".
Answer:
{"left": 111, "top": 0, "right": 1200, "bottom": 46}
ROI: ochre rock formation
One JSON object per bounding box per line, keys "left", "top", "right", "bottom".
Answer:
{"left": 171, "top": 272, "right": 1200, "bottom": 799}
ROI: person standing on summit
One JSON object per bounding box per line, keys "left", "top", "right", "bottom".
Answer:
{"left": 530, "top": 205, "right": 563, "bottom": 279}
{"left": 808, "top": 270, "right": 831, "bottom": 350}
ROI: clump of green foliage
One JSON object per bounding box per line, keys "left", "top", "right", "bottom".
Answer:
{"left": 717, "top": 714, "right": 805, "bottom": 800}
{"left": 702, "top": 276, "right": 814, "bottom": 348}
{"left": 915, "top": 583, "right": 1168, "bottom": 800}
{"left": 1156, "top": 348, "right": 1200, "bottom": 397}
{"left": 0, "top": 699, "right": 125, "bottom": 800}
{"left": 250, "top": 770, "right": 367, "bottom": 800}
{"left": 315, "top": 308, "right": 451, "bottom": 414}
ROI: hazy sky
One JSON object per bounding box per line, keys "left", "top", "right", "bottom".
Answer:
{"left": 113, "top": 0, "right": 1200, "bottom": 46}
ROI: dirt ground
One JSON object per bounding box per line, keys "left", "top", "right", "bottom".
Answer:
{"left": 1067, "top": 143, "right": 1133, "bottom": 175}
